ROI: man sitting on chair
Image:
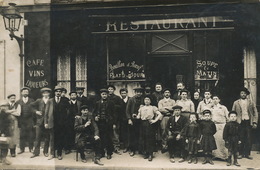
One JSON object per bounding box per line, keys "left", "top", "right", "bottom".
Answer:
{"left": 75, "top": 105, "right": 103, "bottom": 165}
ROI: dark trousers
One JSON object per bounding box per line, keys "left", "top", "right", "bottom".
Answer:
{"left": 33, "top": 125, "right": 50, "bottom": 156}
{"left": 20, "top": 123, "right": 34, "bottom": 151}
{"left": 119, "top": 119, "right": 129, "bottom": 149}
{"left": 98, "top": 120, "right": 114, "bottom": 156}
{"left": 239, "top": 120, "right": 252, "bottom": 156}
{"left": 128, "top": 119, "right": 141, "bottom": 152}
{"left": 54, "top": 125, "right": 65, "bottom": 156}
{"left": 64, "top": 123, "right": 75, "bottom": 151}
{"left": 112, "top": 122, "right": 120, "bottom": 150}
{"left": 45, "top": 128, "right": 54, "bottom": 156}
{"left": 0, "top": 149, "right": 8, "bottom": 159}
{"left": 167, "top": 135, "right": 185, "bottom": 158}
{"left": 76, "top": 136, "right": 102, "bottom": 159}
{"left": 139, "top": 120, "right": 155, "bottom": 155}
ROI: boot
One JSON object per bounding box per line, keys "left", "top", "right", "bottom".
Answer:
{"left": 194, "top": 156, "right": 198, "bottom": 164}
{"left": 10, "top": 148, "right": 16, "bottom": 157}
{"left": 234, "top": 155, "right": 241, "bottom": 167}
{"left": 202, "top": 156, "right": 208, "bottom": 164}
{"left": 208, "top": 156, "right": 214, "bottom": 165}
{"left": 226, "top": 156, "right": 232, "bottom": 166}
{"left": 188, "top": 155, "right": 192, "bottom": 164}
{"left": 148, "top": 154, "right": 153, "bottom": 162}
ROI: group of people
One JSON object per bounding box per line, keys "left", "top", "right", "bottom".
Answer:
{"left": 0, "top": 82, "right": 258, "bottom": 167}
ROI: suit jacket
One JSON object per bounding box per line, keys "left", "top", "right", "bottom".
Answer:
{"left": 120, "top": 97, "right": 131, "bottom": 121}
{"left": 68, "top": 100, "right": 81, "bottom": 116}
{"left": 77, "top": 95, "right": 89, "bottom": 106}
{"left": 93, "top": 100, "right": 115, "bottom": 124}
{"left": 126, "top": 95, "right": 143, "bottom": 120}
{"left": 45, "top": 97, "right": 69, "bottom": 129}
{"left": 74, "top": 112, "right": 99, "bottom": 143}
{"left": 108, "top": 94, "right": 122, "bottom": 124}
{"left": 166, "top": 115, "right": 188, "bottom": 136}
{"left": 232, "top": 99, "right": 258, "bottom": 126}
{"left": 30, "top": 98, "right": 49, "bottom": 126}
{"left": 17, "top": 98, "right": 35, "bottom": 127}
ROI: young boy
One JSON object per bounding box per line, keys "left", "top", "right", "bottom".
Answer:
{"left": 200, "top": 109, "right": 217, "bottom": 165}
{"left": 182, "top": 112, "right": 201, "bottom": 164}
{"left": 223, "top": 111, "right": 241, "bottom": 166}
{"left": 74, "top": 105, "right": 103, "bottom": 165}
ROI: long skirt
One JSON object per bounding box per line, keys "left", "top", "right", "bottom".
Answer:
{"left": 201, "top": 135, "right": 217, "bottom": 152}
{"left": 212, "top": 123, "right": 228, "bottom": 160}
{"left": 139, "top": 120, "right": 156, "bottom": 154}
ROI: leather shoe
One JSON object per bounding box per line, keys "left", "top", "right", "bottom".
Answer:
{"left": 58, "top": 156, "right": 62, "bottom": 160}
{"left": 114, "top": 149, "right": 121, "bottom": 155}
{"left": 202, "top": 159, "right": 207, "bottom": 164}
{"left": 123, "top": 149, "right": 128, "bottom": 153}
{"left": 170, "top": 158, "right": 175, "bottom": 163}
{"left": 161, "top": 147, "right": 167, "bottom": 154}
{"left": 81, "top": 159, "right": 87, "bottom": 163}
{"left": 94, "top": 159, "right": 104, "bottom": 166}
{"left": 144, "top": 154, "right": 149, "bottom": 159}
{"left": 129, "top": 151, "right": 135, "bottom": 157}
{"left": 107, "top": 155, "right": 112, "bottom": 160}
{"left": 148, "top": 155, "right": 153, "bottom": 161}
{"left": 245, "top": 156, "right": 253, "bottom": 160}
{"left": 11, "top": 154, "right": 16, "bottom": 157}
{"left": 18, "top": 151, "right": 24, "bottom": 154}
{"left": 208, "top": 159, "right": 214, "bottom": 165}
{"left": 234, "top": 162, "right": 241, "bottom": 166}
{"left": 44, "top": 153, "right": 49, "bottom": 157}
{"left": 178, "top": 158, "right": 185, "bottom": 163}
{"left": 30, "top": 154, "right": 39, "bottom": 158}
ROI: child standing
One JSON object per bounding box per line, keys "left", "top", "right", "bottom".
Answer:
{"left": 182, "top": 112, "right": 201, "bottom": 164}
{"left": 223, "top": 111, "right": 241, "bottom": 166}
{"left": 200, "top": 110, "right": 217, "bottom": 165}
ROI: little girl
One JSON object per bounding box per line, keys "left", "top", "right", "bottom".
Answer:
{"left": 200, "top": 109, "right": 217, "bottom": 165}
{"left": 137, "top": 96, "right": 162, "bottom": 161}
{"left": 182, "top": 112, "right": 201, "bottom": 164}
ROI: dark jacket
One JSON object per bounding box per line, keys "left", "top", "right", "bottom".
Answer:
{"left": 108, "top": 94, "right": 122, "bottom": 124}
{"left": 74, "top": 112, "right": 99, "bottom": 143}
{"left": 68, "top": 100, "right": 81, "bottom": 117}
{"left": 30, "top": 98, "right": 49, "bottom": 126}
{"left": 0, "top": 110, "right": 12, "bottom": 137}
{"left": 17, "top": 98, "right": 35, "bottom": 127}
{"left": 45, "top": 97, "right": 69, "bottom": 129}
{"left": 93, "top": 99, "right": 115, "bottom": 124}
{"left": 166, "top": 115, "right": 188, "bottom": 136}
{"left": 126, "top": 95, "right": 143, "bottom": 120}
{"left": 120, "top": 97, "right": 131, "bottom": 121}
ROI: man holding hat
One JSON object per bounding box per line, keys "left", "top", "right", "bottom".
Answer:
{"left": 93, "top": 88, "right": 115, "bottom": 159}
{"left": 64, "top": 91, "right": 82, "bottom": 154}
{"left": 76, "top": 87, "right": 89, "bottom": 106}
{"left": 158, "top": 88, "right": 176, "bottom": 153}
{"left": 30, "top": 87, "right": 52, "bottom": 158}
{"left": 166, "top": 105, "right": 188, "bottom": 163}
{"left": 232, "top": 87, "right": 258, "bottom": 159}
{"left": 126, "top": 87, "right": 143, "bottom": 156}
{"left": 75, "top": 105, "right": 103, "bottom": 165}
{"left": 45, "top": 85, "right": 70, "bottom": 160}
{"left": 17, "top": 87, "right": 35, "bottom": 154}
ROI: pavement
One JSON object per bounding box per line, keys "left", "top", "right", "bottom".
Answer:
{"left": 1, "top": 149, "right": 260, "bottom": 170}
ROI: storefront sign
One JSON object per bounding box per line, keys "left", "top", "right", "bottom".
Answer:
{"left": 93, "top": 16, "right": 234, "bottom": 33}
{"left": 195, "top": 60, "right": 219, "bottom": 80}
{"left": 109, "top": 60, "right": 145, "bottom": 80}
{"left": 25, "top": 59, "right": 49, "bottom": 88}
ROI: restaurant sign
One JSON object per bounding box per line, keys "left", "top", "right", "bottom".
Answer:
{"left": 92, "top": 16, "right": 234, "bottom": 33}
{"left": 195, "top": 60, "right": 219, "bottom": 80}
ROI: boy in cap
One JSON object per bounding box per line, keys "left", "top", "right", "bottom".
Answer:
{"left": 45, "top": 86, "right": 70, "bottom": 160}
{"left": 223, "top": 111, "right": 241, "bottom": 166}
{"left": 232, "top": 87, "right": 258, "bottom": 159}
{"left": 107, "top": 85, "right": 122, "bottom": 154}
{"left": 166, "top": 105, "right": 187, "bottom": 163}
{"left": 17, "top": 87, "right": 35, "bottom": 154}
{"left": 126, "top": 87, "right": 143, "bottom": 156}
{"left": 93, "top": 89, "right": 115, "bottom": 159}
{"left": 200, "top": 110, "right": 217, "bottom": 165}
{"left": 5, "top": 94, "right": 21, "bottom": 157}
{"left": 30, "top": 87, "right": 51, "bottom": 158}
{"left": 75, "top": 105, "right": 103, "bottom": 165}
{"left": 64, "top": 91, "right": 82, "bottom": 154}
{"left": 158, "top": 88, "right": 175, "bottom": 153}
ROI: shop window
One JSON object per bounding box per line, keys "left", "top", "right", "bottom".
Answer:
{"left": 57, "top": 54, "right": 71, "bottom": 92}
{"left": 151, "top": 33, "right": 189, "bottom": 54}
{"left": 75, "top": 54, "right": 87, "bottom": 88}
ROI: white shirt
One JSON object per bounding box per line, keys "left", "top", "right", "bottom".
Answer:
{"left": 71, "top": 100, "right": 77, "bottom": 104}
{"left": 240, "top": 99, "right": 249, "bottom": 120}
{"left": 22, "top": 97, "right": 28, "bottom": 103}
{"left": 55, "top": 96, "right": 60, "bottom": 103}
{"left": 175, "top": 116, "right": 180, "bottom": 122}
{"left": 123, "top": 96, "right": 128, "bottom": 103}
{"left": 43, "top": 97, "right": 49, "bottom": 104}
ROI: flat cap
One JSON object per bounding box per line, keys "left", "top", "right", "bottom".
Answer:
{"left": 40, "top": 87, "right": 52, "bottom": 93}
{"left": 172, "top": 105, "right": 183, "bottom": 110}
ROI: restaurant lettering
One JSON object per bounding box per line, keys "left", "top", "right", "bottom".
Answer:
{"left": 25, "top": 59, "right": 49, "bottom": 88}
{"left": 195, "top": 60, "right": 219, "bottom": 80}
{"left": 106, "top": 17, "right": 216, "bottom": 32}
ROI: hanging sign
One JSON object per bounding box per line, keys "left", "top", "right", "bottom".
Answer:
{"left": 195, "top": 60, "right": 219, "bottom": 80}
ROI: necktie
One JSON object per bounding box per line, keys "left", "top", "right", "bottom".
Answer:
{"left": 57, "top": 97, "right": 60, "bottom": 103}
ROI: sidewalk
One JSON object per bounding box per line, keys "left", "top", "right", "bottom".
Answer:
{"left": 1, "top": 150, "right": 260, "bottom": 170}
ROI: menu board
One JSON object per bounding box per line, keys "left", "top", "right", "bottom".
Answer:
{"left": 195, "top": 60, "right": 219, "bottom": 80}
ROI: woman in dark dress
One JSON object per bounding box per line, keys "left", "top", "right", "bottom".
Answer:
{"left": 200, "top": 110, "right": 217, "bottom": 165}
{"left": 182, "top": 112, "right": 201, "bottom": 164}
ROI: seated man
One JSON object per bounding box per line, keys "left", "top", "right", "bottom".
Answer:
{"left": 74, "top": 105, "right": 103, "bottom": 165}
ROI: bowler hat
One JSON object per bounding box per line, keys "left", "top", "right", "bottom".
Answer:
{"left": 240, "top": 87, "right": 250, "bottom": 95}
{"left": 172, "top": 105, "right": 183, "bottom": 110}
{"left": 54, "top": 86, "right": 63, "bottom": 92}
{"left": 7, "top": 94, "right": 16, "bottom": 99}
{"left": 80, "top": 105, "right": 89, "bottom": 110}
{"left": 40, "top": 87, "right": 52, "bottom": 93}
{"left": 100, "top": 88, "right": 109, "bottom": 93}
{"left": 21, "top": 87, "right": 31, "bottom": 92}
{"left": 107, "top": 85, "right": 116, "bottom": 90}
